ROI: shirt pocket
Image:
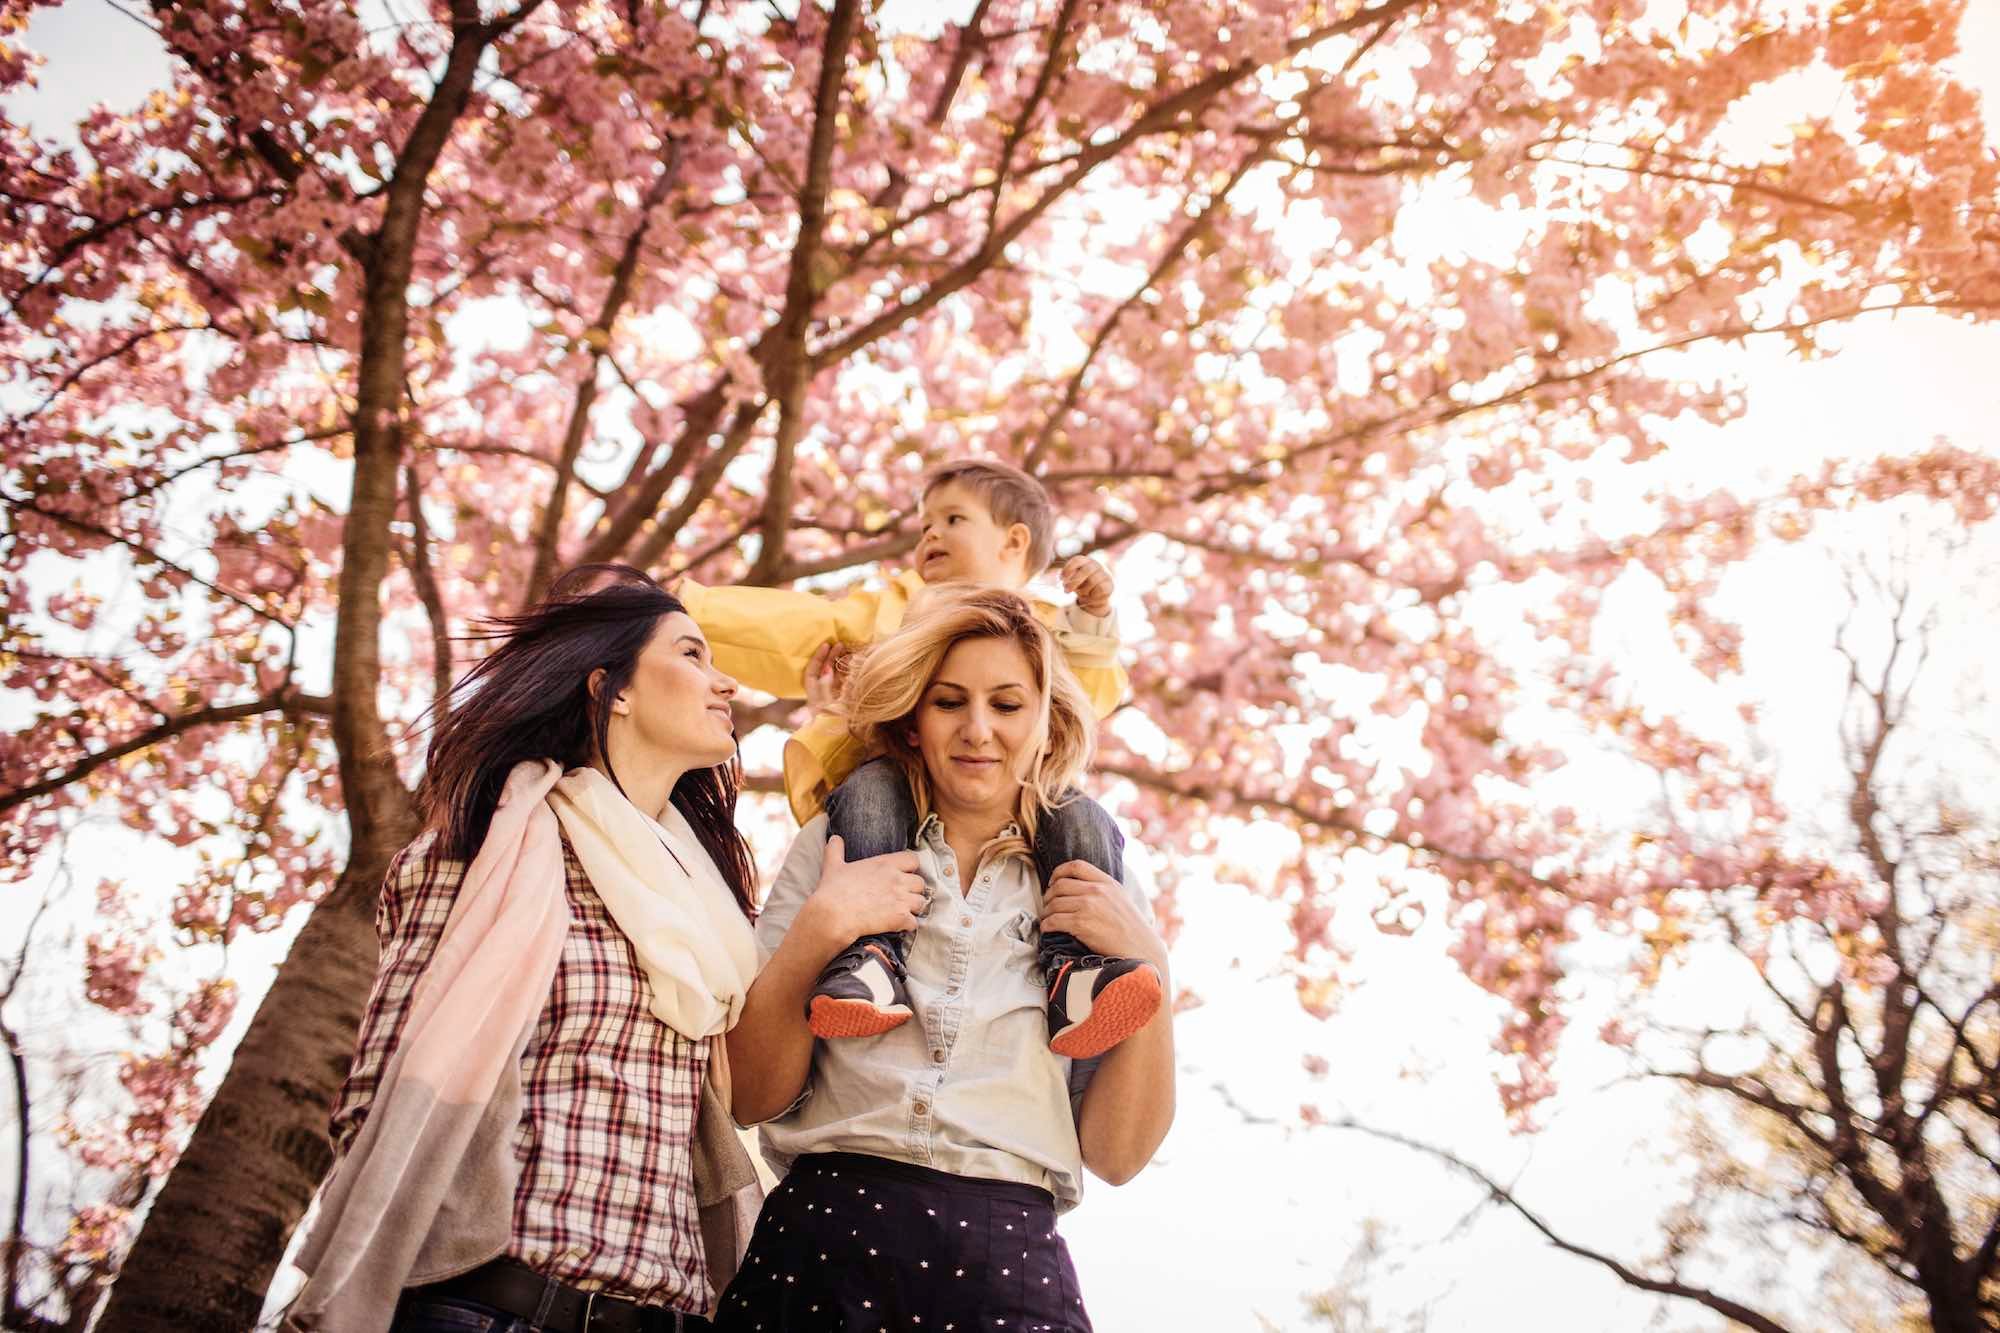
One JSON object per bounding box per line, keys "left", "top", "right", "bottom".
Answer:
{"left": 1000, "top": 906, "right": 1037, "bottom": 946}
{"left": 970, "top": 907, "right": 1048, "bottom": 1036}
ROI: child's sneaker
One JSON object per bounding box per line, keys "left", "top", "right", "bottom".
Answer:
{"left": 807, "top": 941, "right": 913, "bottom": 1039}
{"left": 1046, "top": 954, "right": 1161, "bottom": 1058}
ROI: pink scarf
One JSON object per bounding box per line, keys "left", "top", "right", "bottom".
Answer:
{"left": 285, "top": 761, "right": 759, "bottom": 1332}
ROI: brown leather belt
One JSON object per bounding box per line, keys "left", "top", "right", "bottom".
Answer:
{"left": 403, "top": 1258, "right": 713, "bottom": 1332}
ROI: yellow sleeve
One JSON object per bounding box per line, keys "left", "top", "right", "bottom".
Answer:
{"left": 677, "top": 578, "right": 886, "bottom": 700}
{"left": 1071, "top": 661, "right": 1128, "bottom": 720}
{"left": 782, "top": 714, "right": 871, "bottom": 825}
{"left": 1053, "top": 626, "right": 1128, "bottom": 720}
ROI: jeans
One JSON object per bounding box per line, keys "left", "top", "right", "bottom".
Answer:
{"left": 823, "top": 757, "right": 1126, "bottom": 973}
{"left": 392, "top": 1297, "right": 536, "bottom": 1332}
{"left": 393, "top": 1294, "right": 714, "bottom": 1332}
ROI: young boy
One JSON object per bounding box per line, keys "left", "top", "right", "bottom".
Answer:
{"left": 675, "top": 458, "right": 1160, "bottom": 1060}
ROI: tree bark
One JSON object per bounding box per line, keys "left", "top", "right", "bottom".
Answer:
{"left": 98, "top": 6, "right": 527, "bottom": 1326}
{"left": 91, "top": 854, "right": 390, "bottom": 1331}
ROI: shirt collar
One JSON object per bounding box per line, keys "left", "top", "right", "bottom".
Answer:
{"left": 915, "top": 812, "right": 1022, "bottom": 843}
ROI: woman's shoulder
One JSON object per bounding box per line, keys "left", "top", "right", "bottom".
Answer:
{"left": 792, "top": 812, "right": 831, "bottom": 848}
{"left": 756, "top": 815, "right": 831, "bottom": 938}
{"left": 773, "top": 813, "right": 831, "bottom": 881}
{"left": 387, "top": 829, "right": 470, "bottom": 892}
{"left": 368, "top": 830, "right": 467, "bottom": 937}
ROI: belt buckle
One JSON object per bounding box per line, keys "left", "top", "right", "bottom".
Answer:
{"left": 581, "top": 1288, "right": 599, "bottom": 1333}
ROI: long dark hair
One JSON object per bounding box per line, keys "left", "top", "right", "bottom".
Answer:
{"left": 416, "top": 563, "right": 756, "bottom": 916}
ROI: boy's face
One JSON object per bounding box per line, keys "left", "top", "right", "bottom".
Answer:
{"left": 915, "top": 481, "right": 1032, "bottom": 588}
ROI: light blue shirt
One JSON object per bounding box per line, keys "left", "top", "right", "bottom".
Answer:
{"left": 751, "top": 812, "right": 1156, "bottom": 1210}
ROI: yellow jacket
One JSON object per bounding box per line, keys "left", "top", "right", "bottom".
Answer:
{"left": 677, "top": 569, "right": 1127, "bottom": 824}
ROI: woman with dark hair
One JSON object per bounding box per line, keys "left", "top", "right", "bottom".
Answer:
{"left": 718, "top": 587, "right": 1175, "bottom": 1332}
{"left": 285, "top": 565, "right": 762, "bottom": 1333}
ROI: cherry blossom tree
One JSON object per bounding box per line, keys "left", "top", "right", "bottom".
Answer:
{"left": 1610, "top": 530, "right": 2000, "bottom": 1333}
{"left": 1287, "top": 513, "right": 2000, "bottom": 1332}
{"left": 2, "top": 0, "right": 1996, "bottom": 1326}
{"left": 2, "top": 845, "right": 238, "bottom": 1331}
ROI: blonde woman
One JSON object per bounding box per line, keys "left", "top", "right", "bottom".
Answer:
{"left": 719, "top": 588, "right": 1175, "bottom": 1332}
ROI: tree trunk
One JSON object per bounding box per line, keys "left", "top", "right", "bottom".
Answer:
{"left": 1922, "top": 1294, "right": 1995, "bottom": 1333}
{"left": 100, "top": 11, "right": 500, "bottom": 1324}
{"left": 1917, "top": 1256, "right": 1995, "bottom": 1333}
{"left": 94, "top": 838, "right": 403, "bottom": 1331}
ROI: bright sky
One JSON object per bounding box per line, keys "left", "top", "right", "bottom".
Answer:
{"left": 5, "top": 4, "right": 2000, "bottom": 1330}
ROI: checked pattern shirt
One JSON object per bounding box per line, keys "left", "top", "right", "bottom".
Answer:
{"left": 329, "top": 831, "right": 712, "bottom": 1312}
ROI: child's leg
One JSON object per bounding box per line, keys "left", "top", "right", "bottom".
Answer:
{"left": 1029, "top": 790, "right": 1125, "bottom": 962}
{"left": 1032, "top": 792, "right": 1162, "bottom": 1060}
{"left": 823, "top": 755, "right": 920, "bottom": 861}
{"left": 808, "top": 758, "right": 920, "bottom": 1039}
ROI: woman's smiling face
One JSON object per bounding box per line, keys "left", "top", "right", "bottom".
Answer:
{"left": 615, "top": 611, "right": 739, "bottom": 770}
{"left": 912, "top": 634, "right": 1043, "bottom": 820}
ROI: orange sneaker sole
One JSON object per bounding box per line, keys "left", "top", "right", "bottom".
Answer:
{"left": 808, "top": 996, "right": 913, "bottom": 1040}
{"left": 1049, "top": 966, "right": 1163, "bottom": 1059}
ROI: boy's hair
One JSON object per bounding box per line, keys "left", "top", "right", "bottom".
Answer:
{"left": 922, "top": 458, "right": 1058, "bottom": 574}
{"left": 845, "top": 586, "right": 1093, "bottom": 869}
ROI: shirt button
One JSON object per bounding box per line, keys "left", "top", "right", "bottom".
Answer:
{"left": 932, "top": 1049, "right": 945, "bottom": 1064}
{"left": 913, "top": 1102, "right": 929, "bottom": 1116}
{"left": 959, "top": 915, "right": 972, "bottom": 928}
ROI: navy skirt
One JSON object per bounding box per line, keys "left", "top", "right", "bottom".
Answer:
{"left": 714, "top": 1152, "right": 1093, "bottom": 1332}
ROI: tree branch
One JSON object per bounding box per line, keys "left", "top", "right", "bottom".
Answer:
{"left": 1095, "top": 758, "right": 1546, "bottom": 888}
{"left": 0, "top": 492, "right": 296, "bottom": 629}
{"left": 808, "top": 0, "right": 1431, "bottom": 374}
{"left": 1152, "top": 296, "right": 2000, "bottom": 509}
{"left": 1021, "top": 137, "right": 1269, "bottom": 473}
{"left": 924, "top": 0, "right": 994, "bottom": 124}
{"left": 121, "top": 425, "right": 354, "bottom": 504}
{"left": 0, "top": 692, "right": 331, "bottom": 817}
{"left": 5, "top": 322, "right": 209, "bottom": 430}
{"left": 1323, "top": 1118, "right": 1796, "bottom": 1333}
{"left": 729, "top": 697, "right": 802, "bottom": 739}
{"left": 523, "top": 164, "right": 672, "bottom": 603}
{"left": 772, "top": 529, "right": 921, "bottom": 583}
{"left": 0, "top": 869, "right": 64, "bottom": 1331}
{"left": 1647, "top": 1067, "right": 1836, "bottom": 1157}
{"left": 578, "top": 380, "right": 732, "bottom": 566}
{"left": 332, "top": 0, "right": 533, "bottom": 855}
{"left": 981, "top": 0, "right": 1081, "bottom": 239}
{"left": 744, "top": 0, "right": 863, "bottom": 585}
{"left": 400, "top": 459, "right": 453, "bottom": 713}
{"left": 656, "top": 510, "right": 757, "bottom": 580}
{"left": 621, "top": 396, "right": 767, "bottom": 569}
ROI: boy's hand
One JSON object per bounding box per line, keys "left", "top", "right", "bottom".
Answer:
{"left": 1061, "top": 556, "right": 1114, "bottom": 618}
{"left": 803, "top": 641, "right": 853, "bottom": 714}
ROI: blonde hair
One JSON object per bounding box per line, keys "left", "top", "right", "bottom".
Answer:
{"left": 844, "top": 587, "right": 1094, "bottom": 873}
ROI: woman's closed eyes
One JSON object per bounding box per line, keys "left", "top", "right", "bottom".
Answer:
{"left": 928, "top": 695, "right": 1022, "bottom": 714}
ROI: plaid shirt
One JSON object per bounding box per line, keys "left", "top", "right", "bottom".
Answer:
{"left": 329, "top": 831, "right": 712, "bottom": 1312}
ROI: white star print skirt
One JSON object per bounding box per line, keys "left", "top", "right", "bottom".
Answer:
{"left": 713, "top": 1152, "right": 1093, "bottom": 1332}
